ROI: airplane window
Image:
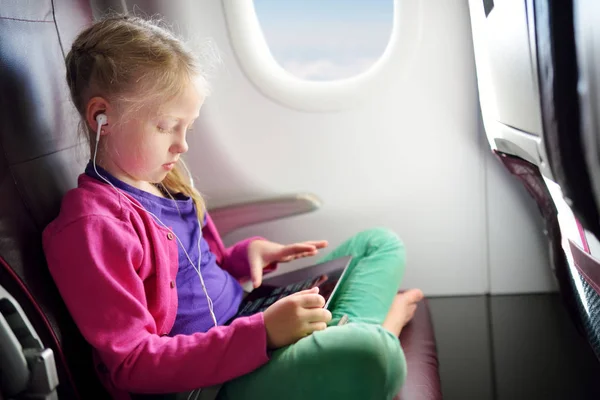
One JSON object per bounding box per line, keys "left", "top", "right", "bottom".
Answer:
{"left": 253, "top": 0, "right": 393, "bottom": 81}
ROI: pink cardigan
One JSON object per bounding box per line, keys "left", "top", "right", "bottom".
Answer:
{"left": 42, "top": 174, "right": 275, "bottom": 397}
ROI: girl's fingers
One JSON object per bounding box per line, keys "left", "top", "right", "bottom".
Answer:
{"left": 297, "top": 293, "right": 326, "bottom": 309}
{"left": 307, "top": 321, "right": 328, "bottom": 333}
{"left": 278, "top": 244, "right": 316, "bottom": 259}
{"left": 302, "top": 307, "right": 332, "bottom": 323}
{"left": 302, "top": 240, "right": 328, "bottom": 249}
{"left": 289, "top": 287, "right": 319, "bottom": 297}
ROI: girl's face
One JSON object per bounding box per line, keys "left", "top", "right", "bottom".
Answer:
{"left": 100, "top": 81, "right": 203, "bottom": 191}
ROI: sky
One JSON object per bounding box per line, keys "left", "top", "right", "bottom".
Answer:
{"left": 253, "top": 0, "right": 393, "bottom": 81}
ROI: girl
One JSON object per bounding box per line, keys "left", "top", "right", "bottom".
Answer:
{"left": 42, "top": 15, "right": 424, "bottom": 400}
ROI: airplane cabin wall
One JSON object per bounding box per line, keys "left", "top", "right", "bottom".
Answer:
{"left": 121, "top": 0, "right": 555, "bottom": 296}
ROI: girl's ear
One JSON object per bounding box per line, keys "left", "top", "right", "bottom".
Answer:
{"left": 85, "top": 97, "right": 111, "bottom": 134}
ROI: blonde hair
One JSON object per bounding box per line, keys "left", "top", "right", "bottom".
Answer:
{"left": 65, "top": 14, "right": 212, "bottom": 222}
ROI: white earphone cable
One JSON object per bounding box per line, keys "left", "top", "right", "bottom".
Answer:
{"left": 179, "top": 158, "right": 194, "bottom": 189}
{"left": 93, "top": 118, "right": 218, "bottom": 328}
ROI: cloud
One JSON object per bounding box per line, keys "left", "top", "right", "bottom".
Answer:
{"left": 254, "top": 7, "right": 393, "bottom": 81}
{"left": 260, "top": 20, "right": 392, "bottom": 58}
{"left": 280, "top": 57, "right": 378, "bottom": 81}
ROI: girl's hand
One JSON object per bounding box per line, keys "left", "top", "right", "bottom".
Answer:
{"left": 248, "top": 239, "right": 328, "bottom": 288}
{"left": 263, "top": 287, "right": 332, "bottom": 349}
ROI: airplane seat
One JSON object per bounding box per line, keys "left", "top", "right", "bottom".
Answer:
{"left": 0, "top": 1, "right": 441, "bottom": 399}
{"left": 394, "top": 298, "right": 441, "bottom": 400}
{"left": 0, "top": 0, "right": 109, "bottom": 398}
{"left": 469, "top": 0, "right": 600, "bottom": 364}
{"left": 534, "top": 0, "right": 600, "bottom": 360}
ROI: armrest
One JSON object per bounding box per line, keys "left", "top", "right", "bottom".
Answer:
{"left": 207, "top": 193, "right": 321, "bottom": 237}
{"left": 0, "top": 284, "right": 59, "bottom": 399}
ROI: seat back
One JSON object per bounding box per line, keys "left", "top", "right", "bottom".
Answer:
{"left": 0, "top": 1, "right": 109, "bottom": 397}
{"left": 532, "top": 0, "right": 600, "bottom": 360}
{"left": 469, "top": 0, "right": 600, "bottom": 363}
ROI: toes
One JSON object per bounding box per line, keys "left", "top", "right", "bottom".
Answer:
{"left": 403, "top": 288, "right": 424, "bottom": 304}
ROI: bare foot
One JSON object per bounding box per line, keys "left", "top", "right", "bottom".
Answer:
{"left": 382, "top": 289, "right": 424, "bottom": 336}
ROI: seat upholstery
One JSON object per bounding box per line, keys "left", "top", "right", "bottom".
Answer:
{"left": 0, "top": 1, "right": 106, "bottom": 398}
{"left": 0, "top": 1, "right": 441, "bottom": 399}
{"left": 396, "top": 299, "right": 442, "bottom": 400}
{"left": 531, "top": 0, "right": 600, "bottom": 362}
{"left": 492, "top": 0, "right": 600, "bottom": 362}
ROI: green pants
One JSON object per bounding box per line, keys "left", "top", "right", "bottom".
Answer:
{"left": 218, "top": 228, "right": 408, "bottom": 400}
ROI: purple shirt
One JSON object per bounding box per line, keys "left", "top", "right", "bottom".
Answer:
{"left": 85, "top": 162, "right": 243, "bottom": 334}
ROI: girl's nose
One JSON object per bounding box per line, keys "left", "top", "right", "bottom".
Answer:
{"left": 172, "top": 134, "right": 189, "bottom": 154}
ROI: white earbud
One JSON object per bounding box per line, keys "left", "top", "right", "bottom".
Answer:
{"left": 96, "top": 113, "right": 107, "bottom": 127}
{"left": 95, "top": 113, "right": 107, "bottom": 145}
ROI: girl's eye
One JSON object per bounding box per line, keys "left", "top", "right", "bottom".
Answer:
{"left": 157, "top": 126, "right": 172, "bottom": 133}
